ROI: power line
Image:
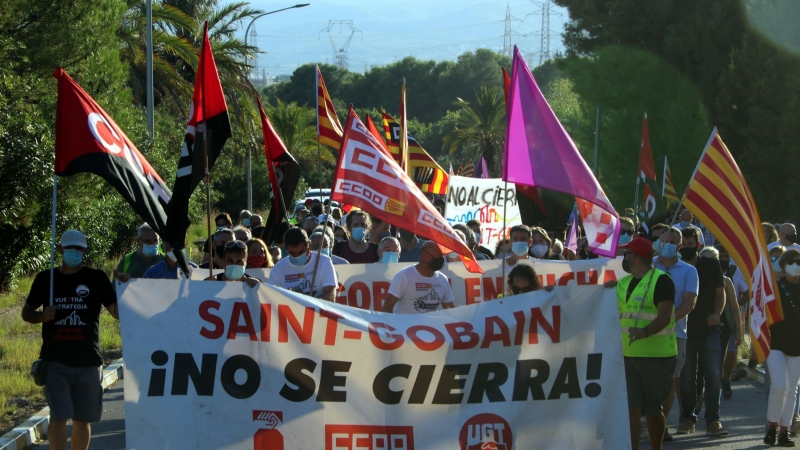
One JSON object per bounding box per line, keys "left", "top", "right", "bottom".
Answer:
{"left": 524, "top": 0, "right": 562, "bottom": 66}
{"left": 503, "top": 3, "right": 522, "bottom": 57}
{"left": 319, "top": 20, "right": 362, "bottom": 70}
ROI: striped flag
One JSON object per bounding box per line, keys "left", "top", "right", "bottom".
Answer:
{"left": 381, "top": 112, "right": 449, "bottom": 195}
{"left": 662, "top": 156, "right": 679, "bottom": 205}
{"left": 459, "top": 160, "right": 475, "bottom": 178}
{"left": 316, "top": 65, "right": 343, "bottom": 150}
{"left": 682, "top": 129, "right": 782, "bottom": 361}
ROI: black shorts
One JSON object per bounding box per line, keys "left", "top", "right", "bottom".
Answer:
{"left": 44, "top": 362, "right": 103, "bottom": 423}
{"left": 624, "top": 356, "right": 676, "bottom": 417}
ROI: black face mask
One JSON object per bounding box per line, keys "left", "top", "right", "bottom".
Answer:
{"left": 679, "top": 246, "right": 698, "bottom": 261}
{"left": 719, "top": 260, "right": 730, "bottom": 271}
{"left": 399, "top": 230, "right": 415, "bottom": 242}
{"left": 428, "top": 256, "right": 445, "bottom": 272}
{"left": 622, "top": 258, "right": 632, "bottom": 273}
{"left": 787, "top": 234, "right": 798, "bottom": 244}
{"left": 216, "top": 245, "right": 226, "bottom": 257}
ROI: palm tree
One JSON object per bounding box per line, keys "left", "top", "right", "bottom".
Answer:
{"left": 443, "top": 86, "right": 506, "bottom": 176}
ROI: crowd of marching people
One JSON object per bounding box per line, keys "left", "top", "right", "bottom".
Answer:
{"left": 18, "top": 192, "right": 800, "bottom": 449}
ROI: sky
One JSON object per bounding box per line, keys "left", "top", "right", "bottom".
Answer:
{"left": 224, "top": 0, "right": 569, "bottom": 77}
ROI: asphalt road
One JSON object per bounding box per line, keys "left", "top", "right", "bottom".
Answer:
{"left": 32, "top": 376, "right": 776, "bottom": 449}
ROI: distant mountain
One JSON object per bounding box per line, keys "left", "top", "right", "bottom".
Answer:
{"left": 233, "top": 0, "right": 567, "bottom": 75}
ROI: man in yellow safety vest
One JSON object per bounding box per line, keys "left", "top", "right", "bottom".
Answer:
{"left": 615, "top": 237, "right": 677, "bottom": 450}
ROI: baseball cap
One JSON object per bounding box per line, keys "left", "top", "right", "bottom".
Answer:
{"left": 294, "top": 204, "right": 309, "bottom": 213}
{"left": 60, "top": 230, "right": 87, "bottom": 248}
{"left": 619, "top": 237, "right": 654, "bottom": 258}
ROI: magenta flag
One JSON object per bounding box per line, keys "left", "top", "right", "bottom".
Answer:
{"left": 503, "top": 46, "right": 620, "bottom": 257}
{"left": 565, "top": 206, "right": 578, "bottom": 251}
{"left": 479, "top": 156, "right": 489, "bottom": 179}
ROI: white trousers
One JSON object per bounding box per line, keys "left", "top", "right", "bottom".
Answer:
{"left": 766, "top": 349, "right": 800, "bottom": 426}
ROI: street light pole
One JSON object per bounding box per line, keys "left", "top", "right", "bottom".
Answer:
{"left": 146, "top": 0, "right": 154, "bottom": 138}
{"left": 244, "top": 3, "right": 309, "bottom": 211}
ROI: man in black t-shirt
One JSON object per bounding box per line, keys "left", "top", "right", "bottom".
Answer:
{"left": 22, "top": 230, "right": 119, "bottom": 450}
{"left": 676, "top": 227, "right": 728, "bottom": 437}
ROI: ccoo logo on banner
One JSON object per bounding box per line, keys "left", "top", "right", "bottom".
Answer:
{"left": 118, "top": 280, "right": 629, "bottom": 449}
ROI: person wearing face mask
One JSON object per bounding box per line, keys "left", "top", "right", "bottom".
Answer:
{"left": 397, "top": 228, "right": 425, "bottom": 263}
{"left": 239, "top": 210, "right": 252, "bottom": 228}
{"left": 619, "top": 217, "right": 636, "bottom": 245}
{"left": 467, "top": 219, "right": 495, "bottom": 260}
{"left": 22, "top": 230, "right": 120, "bottom": 450}
{"left": 301, "top": 215, "right": 320, "bottom": 238}
{"left": 672, "top": 209, "right": 705, "bottom": 246}
{"left": 269, "top": 228, "right": 337, "bottom": 301}
{"left": 768, "top": 223, "right": 800, "bottom": 252}
{"left": 369, "top": 216, "right": 392, "bottom": 245}
{"left": 445, "top": 230, "right": 468, "bottom": 263}
{"left": 378, "top": 237, "right": 401, "bottom": 263}
{"left": 199, "top": 228, "right": 234, "bottom": 270}
{"left": 204, "top": 240, "right": 260, "bottom": 287}
{"left": 614, "top": 237, "right": 677, "bottom": 450}
{"left": 652, "top": 227, "right": 698, "bottom": 442}
{"left": 452, "top": 224, "right": 486, "bottom": 261}
{"left": 675, "top": 227, "right": 728, "bottom": 437}
{"left": 383, "top": 241, "right": 455, "bottom": 313}
{"left": 762, "top": 249, "right": 800, "bottom": 446}
{"left": 248, "top": 214, "right": 263, "bottom": 229}
{"left": 310, "top": 229, "right": 349, "bottom": 265}
{"left": 114, "top": 223, "right": 164, "bottom": 282}
{"left": 527, "top": 227, "right": 564, "bottom": 261}
{"left": 142, "top": 241, "right": 199, "bottom": 279}
{"left": 332, "top": 210, "right": 379, "bottom": 263}
{"left": 245, "top": 238, "right": 274, "bottom": 269}
{"left": 202, "top": 213, "right": 234, "bottom": 262}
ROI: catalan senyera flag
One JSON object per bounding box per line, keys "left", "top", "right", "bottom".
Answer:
{"left": 459, "top": 160, "right": 475, "bottom": 178}
{"left": 682, "top": 129, "right": 782, "bottom": 362}
{"left": 381, "top": 112, "right": 449, "bottom": 195}
{"left": 662, "top": 156, "right": 679, "bottom": 205}
{"left": 316, "top": 65, "right": 343, "bottom": 150}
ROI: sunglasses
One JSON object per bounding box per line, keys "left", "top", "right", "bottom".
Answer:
{"left": 511, "top": 285, "right": 535, "bottom": 295}
{"left": 621, "top": 229, "right": 633, "bottom": 236}
{"left": 225, "top": 241, "right": 247, "bottom": 249}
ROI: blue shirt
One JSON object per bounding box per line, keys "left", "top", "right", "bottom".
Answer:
{"left": 399, "top": 239, "right": 425, "bottom": 263}
{"left": 654, "top": 257, "right": 699, "bottom": 339}
{"left": 142, "top": 260, "right": 199, "bottom": 279}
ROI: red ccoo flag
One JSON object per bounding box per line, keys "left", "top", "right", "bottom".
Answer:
{"left": 165, "top": 21, "right": 231, "bottom": 250}
{"left": 637, "top": 113, "right": 662, "bottom": 220}
{"left": 333, "top": 107, "right": 482, "bottom": 273}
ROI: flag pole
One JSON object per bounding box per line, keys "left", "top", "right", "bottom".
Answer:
{"left": 500, "top": 181, "right": 509, "bottom": 297}
{"left": 633, "top": 176, "right": 640, "bottom": 227}
{"left": 204, "top": 125, "right": 213, "bottom": 279}
{"left": 49, "top": 175, "right": 58, "bottom": 308}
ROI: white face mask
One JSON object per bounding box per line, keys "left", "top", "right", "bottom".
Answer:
{"left": 531, "top": 244, "right": 549, "bottom": 258}
{"left": 785, "top": 263, "right": 800, "bottom": 278}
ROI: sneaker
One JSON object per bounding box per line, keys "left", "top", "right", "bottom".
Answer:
{"left": 731, "top": 368, "right": 748, "bottom": 381}
{"left": 791, "top": 415, "right": 800, "bottom": 435}
{"left": 706, "top": 420, "right": 729, "bottom": 436}
{"left": 722, "top": 380, "right": 733, "bottom": 399}
{"left": 778, "top": 431, "right": 796, "bottom": 447}
{"left": 676, "top": 420, "right": 695, "bottom": 435}
{"left": 766, "top": 426, "right": 778, "bottom": 445}
{"left": 663, "top": 429, "right": 673, "bottom": 442}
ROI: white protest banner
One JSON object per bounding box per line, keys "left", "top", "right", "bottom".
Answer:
{"left": 226, "top": 258, "right": 624, "bottom": 312}
{"left": 119, "top": 280, "right": 628, "bottom": 449}
{"left": 445, "top": 176, "right": 521, "bottom": 248}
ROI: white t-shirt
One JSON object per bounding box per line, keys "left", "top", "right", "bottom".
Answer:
{"left": 269, "top": 252, "right": 337, "bottom": 298}
{"left": 388, "top": 265, "right": 454, "bottom": 314}
{"left": 767, "top": 241, "right": 800, "bottom": 252}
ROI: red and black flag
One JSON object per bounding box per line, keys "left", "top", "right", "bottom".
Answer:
{"left": 256, "top": 97, "right": 300, "bottom": 244}
{"left": 53, "top": 68, "right": 190, "bottom": 272}
{"left": 165, "top": 21, "right": 231, "bottom": 249}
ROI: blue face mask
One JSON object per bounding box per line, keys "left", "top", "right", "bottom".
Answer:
{"left": 320, "top": 248, "right": 331, "bottom": 256}
{"left": 653, "top": 240, "right": 663, "bottom": 254}
{"left": 661, "top": 243, "right": 678, "bottom": 259}
{"left": 225, "top": 264, "right": 245, "bottom": 280}
{"left": 511, "top": 241, "right": 529, "bottom": 257}
{"left": 680, "top": 220, "right": 691, "bottom": 228}
{"left": 381, "top": 251, "right": 399, "bottom": 263}
{"left": 242, "top": 218, "right": 251, "bottom": 227}
{"left": 350, "top": 227, "right": 367, "bottom": 242}
{"left": 63, "top": 249, "right": 83, "bottom": 268}
{"left": 618, "top": 234, "right": 632, "bottom": 245}
{"left": 289, "top": 252, "right": 309, "bottom": 266}
{"left": 142, "top": 243, "right": 159, "bottom": 258}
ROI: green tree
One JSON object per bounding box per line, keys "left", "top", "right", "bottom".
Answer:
{"left": 443, "top": 86, "right": 506, "bottom": 177}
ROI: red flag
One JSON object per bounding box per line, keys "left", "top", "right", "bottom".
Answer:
{"left": 637, "top": 114, "right": 660, "bottom": 219}
{"left": 501, "top": 66, "right": 511, "bottom": 110}
{"left": 165, "top": 21, "right": 231, "bottom": 248}
{"left": 365, "top": 115, "right": 392, "bottom": 158}
{"left": 256, "top": 97, "right": 299, "bottom": 225}
{"left": 333, "top": 108, "right": 482, "bottom": 273}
